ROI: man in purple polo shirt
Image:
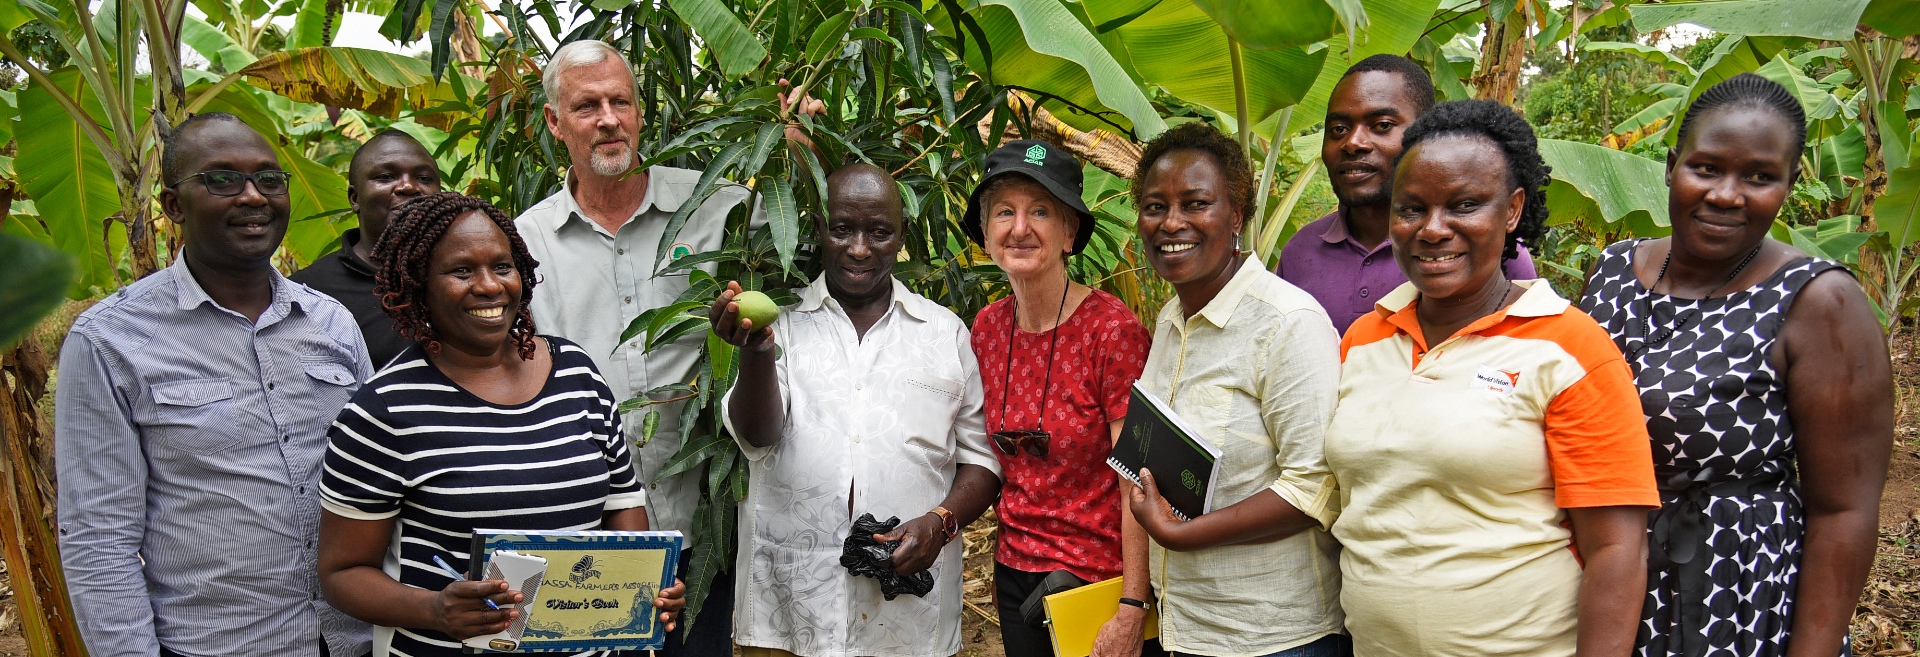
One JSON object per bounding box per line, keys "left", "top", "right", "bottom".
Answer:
{"left": 1276, "top": 54, "right": 1536, "bottom": 334}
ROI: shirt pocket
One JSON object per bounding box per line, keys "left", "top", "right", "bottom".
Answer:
{"left": 149, "top": 378, "right": 239, "bottom": 455}
{"left": 901, "top": 371, "right": 966, "bottom": 460}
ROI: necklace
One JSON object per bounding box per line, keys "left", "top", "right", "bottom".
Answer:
{"left": 998, "top": 277, "right": 1070, "bottom": 435}
{"left": 1629, "top": 242, "right": 1763, "bottom": 361}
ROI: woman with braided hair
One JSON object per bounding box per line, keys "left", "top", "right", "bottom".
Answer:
{"left": 1578, "top": 73, "right": 1892, "bottom": 657}
{"left": 316, "top": 192, "right": 686, "bottom": 656}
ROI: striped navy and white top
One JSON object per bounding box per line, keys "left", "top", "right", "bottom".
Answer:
{"left": 321, "top": 336, "right": 648, "bottom": 657}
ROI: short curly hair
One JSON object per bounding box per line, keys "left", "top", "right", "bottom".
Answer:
{"left": 1674, "top": 72, "right": 1806, "bottom": 172}
{"left": 1130, "top": 121, "right": 1255, "bottom": 222}
{"left": 1396, "top": 99, "right": 1549, "bottom": 262}
{"left": 371, "top": 192, "right": 541, "bottom": 360}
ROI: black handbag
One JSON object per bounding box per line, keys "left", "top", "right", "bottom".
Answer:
{"left": 1017, "top": 570, "right": 1089, "bottom": 627}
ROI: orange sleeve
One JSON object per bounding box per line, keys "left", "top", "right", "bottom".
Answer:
{"left": 1339, "top": 311, "right": 1398, "bottom": 363}
{"left": 1543, "top": 355, "right": 1661, "bottom": 509}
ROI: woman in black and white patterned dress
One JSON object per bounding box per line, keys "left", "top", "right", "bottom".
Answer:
{"left": 1577, "top": 73, "right": 1891, "bottom": 657}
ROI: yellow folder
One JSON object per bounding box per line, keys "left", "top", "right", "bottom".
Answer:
{"left": 1042, "top": 577, "right": 1159, "bottom": 657}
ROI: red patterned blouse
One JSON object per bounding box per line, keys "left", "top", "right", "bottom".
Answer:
{"left": 971, "top": 288, "right": 1152, "bottom": 581}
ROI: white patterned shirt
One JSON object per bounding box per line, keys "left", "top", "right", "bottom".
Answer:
{"left": 1138, "top": 257, "right": 1345, "bottom": 656}
{"left": 721, "top": 275, "right": 999, "bottom": 657}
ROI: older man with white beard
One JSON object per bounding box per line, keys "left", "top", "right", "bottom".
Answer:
{"left": 512, "top": 39, "right": 765, "bottom": 657}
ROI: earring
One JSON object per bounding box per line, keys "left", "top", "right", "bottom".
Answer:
{"left": 1233, "top": 231, "right": 1243, "bottom": 257}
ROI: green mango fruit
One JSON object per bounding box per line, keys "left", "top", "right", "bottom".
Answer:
{"left": 734, "top": 290, "right": 780, "bottom": 331}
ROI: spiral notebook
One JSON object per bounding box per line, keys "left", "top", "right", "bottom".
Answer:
{"left": 1107, "top": 382, "right": 1222, "bottom": 521}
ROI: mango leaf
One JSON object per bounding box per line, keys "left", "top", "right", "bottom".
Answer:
{"left": 1879, "top": 165, "right": 1920, "bottom": 249}
{"left": 1539, "top": 138, "right": 1670, "bottom": 231}
{"left": 665, "top": 0, "right": 768, "bottom": 79}
{"left": 234, "top": 47, "right": 473, "bottom": 129}
{"left": 943, "top": 0, "right": 1167, "bottom": 139}
{"left": 765, "top": 175, "right": 800, "bottom": 273}
{"left": 1582, "top": 41, "right": 1695, "bottom": 78}
{"left": 1190, "top": 0, "right": 1340, "bottom": 51}
{"left": 1117, "top": 0, "right": 1327, "bottom": 127}
{"left": 0, "top": 234, "right": 73, "bottom": 349}
{"left": 16, "top": 68, "right": 121, "bottom": 295}
{"left": 1280, "top": 0, "right": 1440, "bottom": 136}
{"left": 1630, "top": 0, "right": 1869, "bottom": 41}
{"left": 1863, "top": 0, "right": 1920, "bottom": 37}
{"left": 805, "top": 11, "right": 856, "bottom": 63}
{"left": 183, "top": 14, "right": 258, "bottom": 71}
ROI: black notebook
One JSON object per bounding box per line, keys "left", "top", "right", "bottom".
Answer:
{"left": 1108, "top": 382, "right": 1223, "bottom": 521}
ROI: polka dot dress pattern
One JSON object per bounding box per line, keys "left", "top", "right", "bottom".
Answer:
{"left": 1577, "top": 239, "right": 1847, "bottom": 657}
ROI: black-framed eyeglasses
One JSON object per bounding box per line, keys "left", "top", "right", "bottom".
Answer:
{"left": 169, "top": 170, "right": 293, "bottom": 197}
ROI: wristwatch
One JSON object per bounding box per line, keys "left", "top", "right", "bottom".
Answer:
{"left": 928, "top": 506, "right": 960, "bottom": 544}
{"left": 1118, "top": 597, "right": 1152, "bottom": 611}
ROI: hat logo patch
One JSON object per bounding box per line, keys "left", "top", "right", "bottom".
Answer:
{"left": 1023, "top": 144, "right": 1047, "bottom": 166}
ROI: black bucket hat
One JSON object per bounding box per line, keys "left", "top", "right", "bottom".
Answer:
{"left": 962, "top": 140, "right": 1097, "bottom": 254}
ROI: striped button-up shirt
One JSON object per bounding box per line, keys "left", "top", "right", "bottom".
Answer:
{"left": 55, "top": 257, "right": 374, "bottom": 657}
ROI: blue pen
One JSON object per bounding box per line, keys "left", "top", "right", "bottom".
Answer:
{"left": 431, "top": 555, "right": 502, "bottom": 611}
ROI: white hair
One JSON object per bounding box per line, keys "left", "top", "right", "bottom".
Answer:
{"left": 541, "top": 39, "right": 637, "bottom": 104}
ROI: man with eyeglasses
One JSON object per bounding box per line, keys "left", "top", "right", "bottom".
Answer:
{"left": 291, "top": 129, "right": 442, "bottom": 367}
{"left": 55, "top": 112, "right": 374, "bottom": 657}
{"left": 707, "top": 163, "right": 1001, "bottom": 657}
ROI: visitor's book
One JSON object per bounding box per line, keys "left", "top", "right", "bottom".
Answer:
{"left": 1108, "top": 382, "right": 1223, "bottom": 521}
{"left": 466, "top": 529, "right": 684, "bottom": 653}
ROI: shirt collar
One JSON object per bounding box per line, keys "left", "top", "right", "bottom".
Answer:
{"left": 1318, "top": 209, "right": 1352, "bottom": 244}
{"left": 336, "top": 228, "right": 376, "bottom": 276}
{"left": 553, "top": 166, "right": 690, "bottom": 234}
{"left": 1375, "top": 278, "right": 1568, "bottom": 345}
{"left": 795, "top": 273, "right": 931, "bottom": 322}
{"left": 169, "top": 255, "right": 303, "bottom": 317}
{"left": 1189, "top": 256, "right": 1271, "bottom": 329}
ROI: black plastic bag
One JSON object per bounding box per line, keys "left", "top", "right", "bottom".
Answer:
{"left": 839, "top": 513, "right": 935, "bottom": 600}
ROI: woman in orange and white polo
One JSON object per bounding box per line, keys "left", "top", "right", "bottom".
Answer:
{"left": 1323, "top": 100, "right": 1659, "bottom": 657}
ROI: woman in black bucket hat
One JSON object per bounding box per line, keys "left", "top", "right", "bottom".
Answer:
{"left": 963, "top": 140, "right": 1157, "bottom": 657}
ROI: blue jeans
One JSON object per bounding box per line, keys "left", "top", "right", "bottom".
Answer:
{"left": 1174, "top": 633, "right": 1351, "bottom": 657}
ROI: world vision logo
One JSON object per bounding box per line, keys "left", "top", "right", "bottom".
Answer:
{"left": 1024, "top": 144, "right": 1047, "bottom": 166}
{"left": 1474, "top": 365, "right": 1521, "bottom": 398}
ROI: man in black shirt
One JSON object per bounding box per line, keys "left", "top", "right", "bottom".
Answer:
{"left": 292, "top": 130, "right": 442, "bottom": 366}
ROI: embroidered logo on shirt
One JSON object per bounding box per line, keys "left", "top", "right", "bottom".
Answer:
{"left": 668, "top": 243, "right": 694, "bottom": 262}
{"left": 1474, "top": 366, "right": 1521, "bottom": 397}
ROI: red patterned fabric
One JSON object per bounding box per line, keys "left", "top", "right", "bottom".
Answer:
{"left": 971, "top": 289, "right": 1151, "bottom": 581}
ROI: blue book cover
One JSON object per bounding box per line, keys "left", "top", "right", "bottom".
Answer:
{"left": 466, "top": 529, "right": 684, "bottom": 653}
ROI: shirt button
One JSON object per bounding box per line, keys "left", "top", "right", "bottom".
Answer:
{"left": 855, "top": 383, "right": 863, "bottom": 390}
{"left": 282, "top": 434, "right": 291, "bottom": 443}
{"left": 618, "top": 248, "right": 626, "bottom": 255}
{"left": 298, "top": 486, "right": 306, "bottom": 494}
{"left": 1359, "top": 288, "right": 1370, "bottom": 298}
{"left": 625, "top": 296, "right": 633, "bottom": 304}
{"left": 268, "top": 382, "right": 276, "bottom": 391}
{"left": 1362, "top": 257, "right": 1372, "bottom": 266}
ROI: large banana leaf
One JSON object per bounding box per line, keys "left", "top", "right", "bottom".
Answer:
{"left": 0, "top": 234, "right": 74, "bottom": 350}
{"left": 183, "top": 13, "right": 259, "bottom": 71}
{"left": 16, "top": 68, "right": 122, "bottom": 295}
{"left": 665, "top": 0, "right": 768, "bottom": 80}
{"left": 193, "top": 82, "right": 353, "bottom": 265}
{"left": 1190, "top": 0, "right": 1339, "bottom": 51}
{"left": 1863, "top": 0, "right": 1920, "bottom": 37}
{"left": 1630, "top": 0, "right": 1870, "bottom": 41}
{"left": 1539, "top": 138, "right": 1670, "bottom": 236}
{"left": 1582, "top": 41, "right": 1696, "bottom": 78}
{"left": 1278, "top": 0, "right": 1438, "bottom": 136}
{"left": 938, "top": 0, "right": 1166, "bottom": 139}
{"left": 235, "top": 47, "right": 475, "bottom": 129}
{"left": 1114, "top": 0, "right": 1327, "bottom": 127}
{"left": 288, "top": 0, "right": 337, "bottom": 49}
{"left": 0, "top": 89, "right": 15, "bottom": 148}
{"left": 1879, "top": 164, "right": 1920, "bottom": 249}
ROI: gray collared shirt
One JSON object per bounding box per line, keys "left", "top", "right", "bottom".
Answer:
{"left": 515, "top": 166, "right": 763, "bottom": 549}
{"left": 55, "top": 257, "right": 374, "bottom": 657}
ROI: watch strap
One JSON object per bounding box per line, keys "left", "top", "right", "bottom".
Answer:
{"left": 1117, "top": 597, "right": 1151, "bottom": 610}
{"left": 929, "top": 506, "right": 960, "bottom": 543}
